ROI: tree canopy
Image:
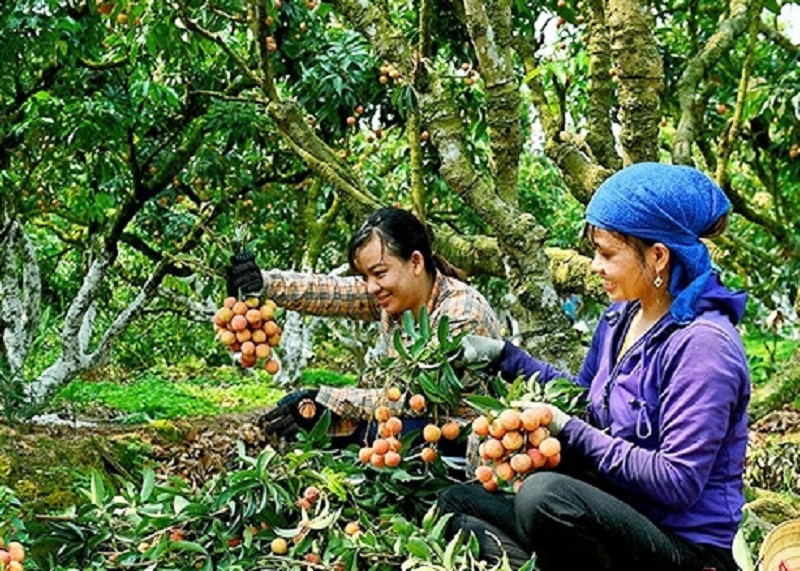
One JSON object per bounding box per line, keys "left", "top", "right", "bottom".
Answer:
{"left": 1, "top": 0, "right": 799, "bottom": 401}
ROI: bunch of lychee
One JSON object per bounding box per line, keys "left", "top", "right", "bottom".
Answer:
{"left": 0, "top": 540, "right": 25, "bottom": 570}
{"left": 213, "top": 296, "right": 281, "bottom": 374}
{"left": 472, "top": 406, "right": 561, "bottom": 493}
{"left": 357, "top": 388, "right": 462, "bottom": 468}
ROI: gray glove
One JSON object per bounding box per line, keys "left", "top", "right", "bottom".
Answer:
{"left": 460, "top": 334, "right": 505, "bottom": 366}
{"left": 510, "top": 401, "right": 571, "bottom": 435}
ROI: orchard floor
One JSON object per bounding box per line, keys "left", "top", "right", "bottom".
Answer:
{"left": 0, "top": 402, "right": 798, "bottom": 562}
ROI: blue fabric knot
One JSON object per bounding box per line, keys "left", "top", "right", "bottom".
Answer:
{"left": 586, "top": 163, "right": 731, "bottom": 324}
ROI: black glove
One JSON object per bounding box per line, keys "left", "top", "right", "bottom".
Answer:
{"left": 258, "top": 389, "right": 325, "bottom": 439}
{"left": 226, "top": 251, "right": 264, "bottom": 297}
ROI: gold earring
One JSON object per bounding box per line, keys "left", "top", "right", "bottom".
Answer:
{"left": 654, "top": 275, "right": 664, "bottom": 288}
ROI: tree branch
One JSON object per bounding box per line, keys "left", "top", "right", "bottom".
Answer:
{"left": 327, "top": 0, "right": 413, "bottom": 74}
{"left": 606, "top": 0, "right": 663, "bottom": 165}
{"left": 723, "top": 180, "right": 800, "bottom": 255}
{"left": 267, "top": 99, "right": 381, "bottom": 218}
{"left": 252, "top": 0, "right": 280, "bottom": 100}
{"left": 546, "top": 142, "right": 613, "bottom": 204}
{"left": 758, "top": 20, "right": 800, "bottom": 57}
{"left": 190, "top": 90, "right": 268, "bottom": 106}
{"left": 176, "top": 1, "right": 265, "bottom": 90}
{"left": 0, "top": 221, "right": 41, "bottom": 378}
{"left": 584, "top": 0, "right": 621, "bottom": 170}
{"left": 715, "top": 0, "right": 763, "bottom": 187}
{"left": 463, "top": 0, "right": 521, "bottom": 203}
{"left": 26, "top": 204, "right": 223, "bottom": 403}
{"left": 407, "top": 111, "right": 426, "bottom": 222}
{"left": 514, "top": 33, "right": 559, "bottom": 142}
{"left": 672, "top": 0, "right": 750, "bottom": 165}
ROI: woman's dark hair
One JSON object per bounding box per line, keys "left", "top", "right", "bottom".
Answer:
{"left": 347, "top": 207, "right": 464, "bottom": 279}
{"left": 582, "top": 213, "right": 729, "bottom": 262}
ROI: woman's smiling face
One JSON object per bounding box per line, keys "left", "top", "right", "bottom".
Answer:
{"left": 353, "top": 235, "right": 427, "bottom": 315}
{"left": 589, "top": 228, "right": 654, "bottom": 303}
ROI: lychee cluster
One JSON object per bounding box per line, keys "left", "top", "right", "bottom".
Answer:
{"left": 472, "top": 406, "right": 561, "bottom": 493}
{"left": 213, "top": 296, "right": 281, "bottom": 374}
{"left": 0, "top": 540, "right": 26, "bottom": 571}
{"left": 357, "top": 389, "right": 464, "bottom": 468}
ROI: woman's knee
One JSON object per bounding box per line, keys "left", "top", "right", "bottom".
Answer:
{"left": 515, "top": 472, "right": 583, "bottom": 535}
{"left": 437, "top": 483, "right": 471, "bottom": 514}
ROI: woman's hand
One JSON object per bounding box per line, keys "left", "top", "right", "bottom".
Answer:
{"left": 510, "top": 401, "right": 571, "bottom": 435}
{"left": 460, "top": 334, "right": 505, "bottom": 366}
{"left": 227, "top": 251, "right": 264, "bottom": 297}
{"left": 258, "top": 389, "right": 326, "bottom": 438}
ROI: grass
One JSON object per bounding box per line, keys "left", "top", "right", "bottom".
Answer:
{"left": 53, "top": 366, "right": 286, "bottom": 422}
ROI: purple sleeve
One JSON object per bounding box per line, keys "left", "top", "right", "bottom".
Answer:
{"left": 496, "top": 324, "right": 604, "bottom": 389}
{"left": 560, "top": 323, "right": 747, "bottom": 509}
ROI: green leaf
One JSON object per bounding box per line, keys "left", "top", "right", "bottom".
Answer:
{"left": 310, "top": 409, "right": 332, "bottom": 442}
{"left": 90, "top": 470, "right": 106, "bottom": 506}
{"left": 140, "top": 468, "right": 155, "bottom": 502}
{"left": 410, "top": 336, "right": 427, "bottom": 359}
{"left": 405, "top": 537, "right": 432, "bottom": 559}
{"left": 437, "top": 315, "right": 451, "bottom": 346}
{"left": 171, "top": 541, "right": 209, "bottom": 555}
{"left": 173, "top": 495, "right": 190, "bottom": 515}
{"left": 442, "top": 362, "right": 462, "bottom": 390}
{"left": 443, "top": 529, "right": 463, "bottom": 567}
{"left": 465, "top": 394, "right": 505, "bottom": 414}
{"left": 393, "top": 329, "right": 410, "bottom": 360}
{"left": 418, "top": 305, "right": 431, "bottom": 341}
{"left": 402, "top": 310, "right": 416, "bottom": 337}
{"left": 417, "top": 372, "right": 444, "bottom": 402}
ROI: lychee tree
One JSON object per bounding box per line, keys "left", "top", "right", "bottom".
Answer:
{"left": 1, "top": 0, "right": 800, "bottom": 410}
{"left": 163, "top": 0, "right": 800, "bottom": 355}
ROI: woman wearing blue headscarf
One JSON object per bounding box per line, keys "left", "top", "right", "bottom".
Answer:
{"left": 439, "top": 163, "right": 749, "bottom": 570}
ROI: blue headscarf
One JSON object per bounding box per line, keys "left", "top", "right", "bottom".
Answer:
{"left": 585, "top": 163, "right": 731, "bottom": 324}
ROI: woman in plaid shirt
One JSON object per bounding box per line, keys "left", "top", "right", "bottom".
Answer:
{"left": 228, "top": 207, "right": 502, "bottom": 438}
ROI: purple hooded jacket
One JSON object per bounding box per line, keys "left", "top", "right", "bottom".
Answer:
{"left": 498, "top": 274, "right": 749, "bottom": 549}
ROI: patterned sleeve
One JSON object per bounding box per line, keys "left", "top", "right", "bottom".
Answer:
{"left": 262, "top": 270, "right": 381, "bottom": 321}
{"left": 434, "top": 282, "right": 503, "bottom": 339}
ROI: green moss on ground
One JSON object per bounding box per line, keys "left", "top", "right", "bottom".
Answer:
{"left": 0, "top": 426, "right": 100, "bottom": 513}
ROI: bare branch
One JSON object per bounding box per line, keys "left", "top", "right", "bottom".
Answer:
{"left": 190, "top": 90, "right": 268, "bottom": 106}
{"left": 715, "top": 0, "right": 763, "bottom": 187}
{"left": 672, "top": 0, "right": 750, "bottom": 165}
{"left": 176, "top": 1, "right": 264, "bottom": 90}
{"left": 758, "top": 20, "right": 800, "bottom": 57}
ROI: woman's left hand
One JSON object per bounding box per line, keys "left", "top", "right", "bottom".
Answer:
{"left": 510, "top": 401, "right": 571, "bottom": 435}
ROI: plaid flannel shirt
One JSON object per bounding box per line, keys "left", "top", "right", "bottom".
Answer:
{"left": 263, "top": 270, "right": 502, "bottom": 435}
